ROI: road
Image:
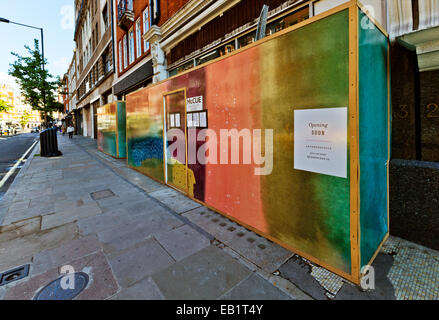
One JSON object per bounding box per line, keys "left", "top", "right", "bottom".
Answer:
{"left": 0, "top": 133, "right": 39, "bottom": 200}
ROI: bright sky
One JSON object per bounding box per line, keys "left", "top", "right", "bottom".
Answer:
{"left": 0, "top": 0, "right": 76, "bottom": 84}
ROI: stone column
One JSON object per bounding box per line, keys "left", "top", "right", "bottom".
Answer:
{"left": 143, "top": 25, "right": 167, "bottom": 83}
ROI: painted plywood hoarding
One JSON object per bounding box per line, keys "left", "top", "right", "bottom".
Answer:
{"left": 125, "top": 4, "right": 389, "bottom": 284}
{"left": 97, "top": 101, "right": 127, "bottom": 159}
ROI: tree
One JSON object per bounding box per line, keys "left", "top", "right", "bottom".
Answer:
{"left": 20, "top": 111, "right": 31, "bottom": 128}
{"left": 0, "top": 98, "right": 11, "bottom": 113}
{"left": 8, "top": 39, "right": 64, "bottom": 127}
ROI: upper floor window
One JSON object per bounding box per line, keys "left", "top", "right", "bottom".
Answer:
{"left": 123, "top": 35, "right": 128, "bottom": 69}
{"left": 127, "top": 0, "right": 133, "bottom": 11}
{"left": 129, "top": 28, "right": 135, "bottom": 64}
{"left": 136, "top": 19, "right": 142, "bottom": 58}
{"left": 102, "top": 4, "right": 109, "bottom": 33}
{"left": 143, "top": 6, "right": 150, "bottom": 52}
{"left": 118, "top": 41, "right": 123, "bottom": 73}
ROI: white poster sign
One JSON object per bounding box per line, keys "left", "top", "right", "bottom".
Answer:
{"left": 294, "top": 107, "right": 347, "bottom": 178}
{"left": 193, "top": 112, "right": 200, "bottom": 127}
{"left": 187, "top": 113, "right": 193, "bottom": 127}
{"left": 175, "top": 113, "right": 181, "bottom": 128}
{"left": 186, "top": 96, "right": 203, "bottom": 112}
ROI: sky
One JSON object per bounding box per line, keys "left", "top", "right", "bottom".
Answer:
{"left": 0, "top": 0, "right": 76, "bottom": 85}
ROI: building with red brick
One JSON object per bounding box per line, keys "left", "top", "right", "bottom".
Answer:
{"left": 73, "top": 0, "right": 115, "bottom": 138}
{"left": 112, "top": 0, "right": 191, "bottom": 99}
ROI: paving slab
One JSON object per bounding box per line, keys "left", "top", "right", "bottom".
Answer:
{"left": 98, "top": 212, "right": 184, "bottom": 254}
{"left": 123, "top": 199, "right": 171, "bottom": 217}
{"left": 77, "top": 211, "right": 134, "bottom": 236}
{"left": 220, "top": 274, "right": 293, "bottom": 300}
{"left": 96, "top": 194, "right": 146, "bottom": 213}
{"left": 155, "top": 224, "right": 211, "bottom": 261}
{"left": 279, "top": 255, "right": 333, "bottom": 300}
{"left": 2, "top": 204, "right": 55, "bottom": 226}
{"left": 32, "top": 235, "right": 102, "bottom": 276}
{"left": 41, "top": 203, "right": 102, "bottom": 230}
{"left": 53, "top": 199, "right": 95, "bottom": 212}
{"left": 110, "top": 277, "right": 164, "bottom": 300}
{"left": 113, "top": 167, "right": 165, "bottom": 193}
{"left": 183, "top": 207, "right": 293, "bottom": 273}
{"left": 3, "top": 252, "right": 118, "bottom": 300}
{"left": 0, "top": 223, "right": 78, "bottom": 272}
{"left": 7, "top": 200, "right": 30, "bottom": 212}
{"left": 0, "top": 216, "right": 41, "bottom": 242}
{"left": 148, "top": 188, "right": 201, "bottom": 214}
{"left": 107, "top": 237, "right": 175, "bottom": 288}
{"left": 152, "top": 245, "right": 251, "bottom": 300}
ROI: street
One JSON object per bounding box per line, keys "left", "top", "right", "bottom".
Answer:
{"left": 0, "top": 133, "right": 39, "bottom": 200}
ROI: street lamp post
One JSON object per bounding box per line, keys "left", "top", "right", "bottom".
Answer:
{"left": 0, "top": 17, "right": 47, "bottom": 127}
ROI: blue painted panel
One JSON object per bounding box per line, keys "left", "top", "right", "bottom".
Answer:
{"left": 358, "top": 10, "right": 389, "bottom": 267}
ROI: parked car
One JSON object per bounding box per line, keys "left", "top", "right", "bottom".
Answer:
{"left": 31, "top": 127, "right": 39, "bottom": 133}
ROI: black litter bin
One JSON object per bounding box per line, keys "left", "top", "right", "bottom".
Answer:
{"left": 40, "top": 128, "right": 62, "bottom": 157}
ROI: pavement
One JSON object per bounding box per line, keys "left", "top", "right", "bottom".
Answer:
{"left": 0, "top": 133, "right": 438, "bottom": 300}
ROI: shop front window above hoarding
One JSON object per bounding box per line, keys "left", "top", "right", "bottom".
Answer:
{"left": 195, "top": 41, "right": 236, "bottom": 66}
{"left": 169, "top": 60, "right": 194, "bottom": 77}
{"left": 167, "top": 4, "right": 310, "bottom": 77}
{"left": 238, "top": 31, "right": 256, "bottom": 48}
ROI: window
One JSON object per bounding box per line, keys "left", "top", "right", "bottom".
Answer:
{"left": 88, "top": 39, "right": 92, "bottom": 59}
{"left": 136, "top": 19, "right": 142, "bottom": 58}
{"left": 123, "top": 35, "right": 128, "bottom": 69}
{"left": 143, "top": 7, "right": 150, "bottom": 52}
{"left": 129, "top": 28, "right": 135, "bottom": 64}
{"left": 118, "top": 41, "right": 122, "bottom": 73}
{"left": 95, "top": 23, "right": 99, "bottom": 45}
{"left": 102, "top": 4, "right": 108, "bottom": 32}
{"left": 127, "top": 0, "right": 133, "bottom": 11}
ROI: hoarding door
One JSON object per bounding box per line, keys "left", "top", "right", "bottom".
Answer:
{"left": 164, "top": 90, "right": 188, "bottom": 193}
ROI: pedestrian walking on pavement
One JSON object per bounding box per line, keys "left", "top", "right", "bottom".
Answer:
{"left": 67, "top": 125, "right": 74, "bottom": 139}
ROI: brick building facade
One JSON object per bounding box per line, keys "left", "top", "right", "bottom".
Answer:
{"left": 112, "top": 0, "right": 191, "bottom": 98}
{"left": 74, "top": 0, "right": 115, "bottom": 138}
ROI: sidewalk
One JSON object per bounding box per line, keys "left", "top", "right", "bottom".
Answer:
{"left": 0, "top": 133, "right": 438, "bottom": 300}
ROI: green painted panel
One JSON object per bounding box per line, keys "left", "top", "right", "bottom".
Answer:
{"left": 259, "top": 10, "right": 352, "bottom": 273}
{"left": 117, "top": 102, "right": 127, "bottom": 158}
{"left": 358, "top": 10, "right": 389, "bottom": 268}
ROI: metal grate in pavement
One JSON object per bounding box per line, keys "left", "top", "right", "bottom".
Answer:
{"left": 90, "top": 189, "right": 115, "bottom": 200}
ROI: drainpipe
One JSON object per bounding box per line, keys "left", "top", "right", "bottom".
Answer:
{"left": 110, "top": 0, "right": 116, "bottom": 74}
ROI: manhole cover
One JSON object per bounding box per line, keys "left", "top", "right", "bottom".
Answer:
{"left": 33, "top": 272, "right": 89, "bottom": 300}
{"left": 90, "top": 189, "right": 115, "bottom": 200}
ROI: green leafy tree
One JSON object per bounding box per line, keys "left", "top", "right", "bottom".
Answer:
{"left": 0, "top": 98, "right": 11, "bottom": 113}
{"left": 8, "top": 39, "right": 64, "bottom": 127}
{"left": 19, "top": 111, "right": 31, "bottom": 128}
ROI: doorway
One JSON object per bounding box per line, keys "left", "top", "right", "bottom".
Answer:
{"left": 164, "top": 89, "right": 187, "bottom": 194}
